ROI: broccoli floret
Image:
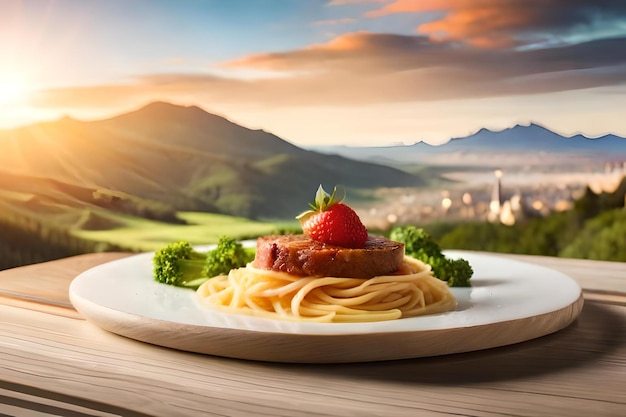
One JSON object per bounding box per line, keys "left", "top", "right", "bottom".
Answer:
{"left": 389, "top": 226, "right": 442, "bottom": 259}
{"left": 445, "top": 258, "right": 473, "bottom": 287}
{"left": 203, "top": 236, "right": 255, "bottom": 278}
{"left": 153, "top": 241, "right": 208, "bottom": 288}
{"left": 426, "top": 256, "right": 473, "bottom": 288}
{"left": 153, "top": 238, "right": 257, "bottom": 289}
{"left": 389, "top": 226, "right": 473, "bottom": 287}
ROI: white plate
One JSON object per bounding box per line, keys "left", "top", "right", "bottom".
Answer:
{"left": 69, "top": 249, "right": 583, "bottom": 363}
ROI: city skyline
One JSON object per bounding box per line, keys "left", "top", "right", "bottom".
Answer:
{"left": 1, "top": 0, "right": 626, "bottom": 146}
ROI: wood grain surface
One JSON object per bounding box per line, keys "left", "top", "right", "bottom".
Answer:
{"left": 1, "top": 253, "right": 625, "bottom": 416}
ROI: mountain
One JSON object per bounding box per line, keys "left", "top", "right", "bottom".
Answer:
{"left": 443, "top": 123, "right": 626, "bottom": 153}
{"left": 0, "top": 102, "right": 424, "bottom": 220}
{"left": 311, "top": 123, "right": 626, "bottom": 167}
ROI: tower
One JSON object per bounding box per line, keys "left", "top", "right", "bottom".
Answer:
{"left": 488, "top": 169, "right": 503, "bottom": 222}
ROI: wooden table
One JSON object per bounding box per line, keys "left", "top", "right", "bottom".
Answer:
{"left": 1, "top": 252, "right": 624, "bottom": 417}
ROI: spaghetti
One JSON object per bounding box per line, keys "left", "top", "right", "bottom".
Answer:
{"left": 196, "top": 256, "right": 457, "bottom": 323}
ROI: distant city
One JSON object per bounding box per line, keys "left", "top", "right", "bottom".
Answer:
{"left": 358, "top": 160, "right": 626, "bottom": 230}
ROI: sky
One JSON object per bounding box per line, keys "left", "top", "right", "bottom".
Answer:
{"left": 1, "top": 0, "right": 626, "bottom": 146}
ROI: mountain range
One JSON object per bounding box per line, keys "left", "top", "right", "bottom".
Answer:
{"left": 0, "top": 102, "right": 423, "bottom": 221}
{"left": 311, "top": 123, "right": 626, "bottom": 167}
{"left": 2, "top": 102, "right": 624, "bottom": 226}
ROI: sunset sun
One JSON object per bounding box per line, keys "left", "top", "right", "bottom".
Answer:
{"left": 0, "top": 74, "right": 29, "bottom": 105}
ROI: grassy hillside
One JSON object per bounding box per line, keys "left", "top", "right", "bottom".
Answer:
{"left": 0, "top": 207, "right": 283, "bottom": 270}
{"left": 0, "top": 205, "right": 129, "bottom": 271}
{"left": 73, "top": 211, "right": 286, "bottom": 252}
{"left": 0, "top": 101, "right": 425, "bottom": 220}
{"left": 0, "top": 166, "right": 286, "bottom": 268}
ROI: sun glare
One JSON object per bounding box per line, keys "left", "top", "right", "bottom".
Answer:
{"left": 0, "top": 75, "right": 30, "bottom": 105}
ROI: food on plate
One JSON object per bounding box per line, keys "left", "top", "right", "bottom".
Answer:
{"left": 153, "top": 237, "right": 254, "bottom": 289}
{"left": 296, "top": 185, "right": 368, "bottom": 248}
{"left": 203, "top": 236, "right": 255, "bottom": 278}
{"left": 195, "top": 185, "right": 460, "bottom": 323}
{"left": 253, "top": 233, "right": 404, "bottom": 278}
{"left": 197, "top": 250, "right": 456, "bottom": 322}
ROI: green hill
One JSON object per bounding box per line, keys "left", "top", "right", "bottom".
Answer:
{"left": 0, "top": 101, "right": 425, "bottom": 220}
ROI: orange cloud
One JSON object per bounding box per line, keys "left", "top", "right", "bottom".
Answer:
{"left": 367, "top": 0, "right": 626, "bottom": 48}
{"left": 366, "top": 0, "right": 537, "bottom": 47}
{"left": 223, "top": 31, "right": 433, "bottom": 74}
{"left": 417, "top": 5, "right": 529, "bottom": 48}
{"left": 313, "top": 30, "right": 378, "bottom": 50}
{"left": 223, "top": 31, "right": 381, "bottom": 72}
{"left": 366, "top": 0, "right": 426, "bottom": 16}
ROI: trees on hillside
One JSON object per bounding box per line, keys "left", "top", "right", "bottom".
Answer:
{"left": 432, "top": 177, "right": 626, "bottom": 262}
{"left": 0, "top": 213, "right": 128, "bottom": 271}
{"left": 561, "top": 209, "right": 626, "bottom": 261}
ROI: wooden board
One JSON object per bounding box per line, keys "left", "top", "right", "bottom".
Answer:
{"left": 71, "top": 293, "right": 583, "bottom": 363}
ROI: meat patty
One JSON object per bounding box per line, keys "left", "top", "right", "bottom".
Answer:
{"left": 253, "top": 234, "right": 405, "bottom": 278}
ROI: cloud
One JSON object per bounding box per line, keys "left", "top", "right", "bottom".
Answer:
{"left": 30, "top": 31, "right": 626, "bottom": 113}
{"left": 367, "top": 0, "right": 626, "bottom": 48}
{"left": 223, "top": 31, "right": 626, "bottom": 90}
{"left": 223, "top": 31, "right": 438, "bottom": 73}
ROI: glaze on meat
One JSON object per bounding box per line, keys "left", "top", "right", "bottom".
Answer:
{"left": 253, "top": 234, "right": 405, "bottom": 278}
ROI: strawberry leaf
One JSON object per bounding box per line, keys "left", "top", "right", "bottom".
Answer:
{"left": 311, "top": 185, "right": 345, "bottom": 211}
{"left": 296, "top": 185, "right": 345, "bottom": 223}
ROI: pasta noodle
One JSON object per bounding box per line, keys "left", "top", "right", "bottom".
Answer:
{"left": 196, "top": 256, "right": 457, "bottom": 323}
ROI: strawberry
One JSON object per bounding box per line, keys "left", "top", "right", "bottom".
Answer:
{"left": 296, "top": 185, "right": 368, "bottom": 248}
